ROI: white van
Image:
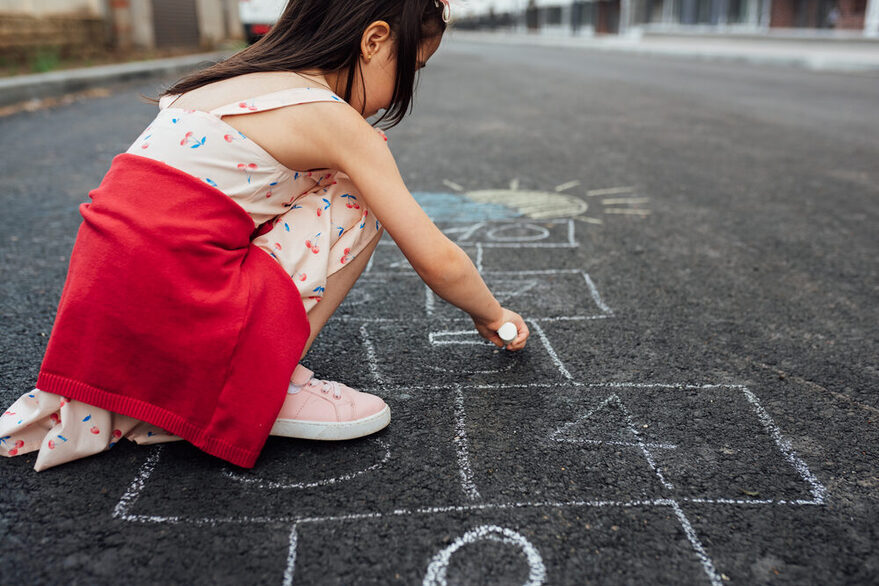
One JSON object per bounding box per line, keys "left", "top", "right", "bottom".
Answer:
{"left": 238, "top": 0, "right": 287, "bottom": 43}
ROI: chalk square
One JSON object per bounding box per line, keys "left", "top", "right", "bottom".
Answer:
{"left": 429, "top": 271, "right": 612, "bottom": 320}
{"left": 464, "top": 385, "right": 818, "bottom": 504}
{"left": 289, "top": 507, "right": 711, "bottom": 584}
{"left": 359, "top": 321, "right": 570, "bottom": 385}
{"left": 119, "top": 388, "right": 468, "bottom": 522}
{"left": 605, "top": 386, "right": 819, "bottom": 502}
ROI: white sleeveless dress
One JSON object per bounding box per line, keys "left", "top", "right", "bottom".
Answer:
{"left": 1, "top": 87, "right": 383, "bottom": 471}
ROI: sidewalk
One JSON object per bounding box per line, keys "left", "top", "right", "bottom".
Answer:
{"left": 0, "top": 50, "right": 232, "bottom": 109}
{"left": 447, "top": 29, "right": 879, "bottom": 73}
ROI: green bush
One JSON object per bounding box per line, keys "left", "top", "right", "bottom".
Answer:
{"left": 30, "top": 47, "right": 61, "bottom": 73}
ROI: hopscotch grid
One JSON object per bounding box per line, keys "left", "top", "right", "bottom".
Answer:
{"left": 109, "top": 209, "right": 826, "bottom": 585}
{"left": 113, "top": 257, "right": 821, "bottom": 586}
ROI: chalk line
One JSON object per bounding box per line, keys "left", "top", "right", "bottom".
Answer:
{"left": 570, "top": 439, "right": 678, "bottom": 449}
{"left": 582, "top": 273, "right": 613, "bottom": 315}
{"left": 442, "top": 179, "right": 464, "bottom": 192}
{"left": 742, "top": 388, "right": 827, "bottom": 503}
{"left": 549, "top": 395, "right": 617, "bottom": 443}
{"left": 426, "top": 362, "right": 518, "bottom": 375}
{"left": 670, "top": 501, "right": 723, "bottom": 586}
{"left": 555, "top": 180, "right": 581, "bottom": 192}
{"left": 425, "top": 284, "right": 435, "bottom": 317}
{"left": 283, "top": 524, "right": 298, "bottom": 586}
{"left": 428, "top": 330, "right": 485, "bottom": 345}
{"left": 475, "top": 242, "right": 484, "bottom": 272}
{"left": 528, "top": 320, "right": 573, "bottom": 380}
{"left": 616, "top": 397, "right": 675, "bottom": 491}
{"left": 222, "top": 439, "right": 390, "bottom": 489}
{"left": 113, "top": 445, "right": 165, "bottom": 522}
{"left": 359, "top": 324, "right": 385, "bottom": 385}
{"left": 604, "top": 209, "right": 651, "bottom": 216}
{"left": 602, "top": 197, "right": 651, "bottom": 205}
{"left": 586, "top": 186, "right": 635, "bottom": 197}
{"left": 453, "top": 385, "right": 481, "bottom": 501}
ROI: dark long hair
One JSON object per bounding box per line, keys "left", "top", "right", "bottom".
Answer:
{"left": 163, "top": 0, "right": 446, "bottom": 128}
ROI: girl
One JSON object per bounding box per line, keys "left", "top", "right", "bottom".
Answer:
{"left": 0, "top": 0, "right": 529, "bottom": 472}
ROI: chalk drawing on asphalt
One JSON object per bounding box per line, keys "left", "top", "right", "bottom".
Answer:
{"left": 413, "top": 179, "right": 650, "bottom": 223}
{"left": 111, "top": 218, "right": 822, "bottom": 586}
{"left": 221, "top": 438, "right": 391, "bottom": 490}
{"left": 423, "top": 525, "right": 547, "bottom": 586}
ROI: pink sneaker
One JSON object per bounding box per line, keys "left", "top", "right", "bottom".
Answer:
{"left": 270, "top": 365, "right": 390, "bottom": 440}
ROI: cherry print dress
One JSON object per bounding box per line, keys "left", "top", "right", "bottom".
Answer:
{"left": 0, "top": 87, "right": 382, "bottom": 471}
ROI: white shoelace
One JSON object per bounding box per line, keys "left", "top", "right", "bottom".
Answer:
{"left": 288, "top": 377, "right": 342, "bottom": 399}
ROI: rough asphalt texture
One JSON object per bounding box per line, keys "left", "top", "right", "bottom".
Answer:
{"left": 1, "top": 40, "right": 878, "bottom": 584}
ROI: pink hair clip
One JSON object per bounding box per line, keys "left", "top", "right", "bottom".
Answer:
{"left": 434, "top": 0, "right": 451, "bottom": 23}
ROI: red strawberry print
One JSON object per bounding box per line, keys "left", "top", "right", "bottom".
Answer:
{"left": 113, "top": 429, "right": 122, "bottom": 439}
{"left": 14, "top": 440, "right": 24, "bottom": 449}
{"left": 90, "top": 426, "right": 100, "bottom": 435}
{"left": 8, "top": 448, "right": 18, "bottom": 456}
{"left": 50, "top": 413, "right": 61, "bottom": 425}
{"left": 47, "top": 440, "right": 55, "bottom": 450}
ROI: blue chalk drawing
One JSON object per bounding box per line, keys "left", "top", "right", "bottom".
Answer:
{"left": 411, "top": 192, "right": 520, "bottom": 222}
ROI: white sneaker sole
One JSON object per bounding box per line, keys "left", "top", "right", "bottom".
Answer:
{"left": 270, "top": 405, "right": 391, "bottom": 441}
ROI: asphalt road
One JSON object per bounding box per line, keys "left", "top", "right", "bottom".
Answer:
{"left": 1, "top": 39, "right": 878, "bottom": 585}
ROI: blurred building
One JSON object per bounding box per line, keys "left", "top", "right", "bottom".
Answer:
{"left": 0, "top": 0, "right": 242, "bottom": 62}
{"left": 455, "top": 0, "right": 879, "bottom": 36}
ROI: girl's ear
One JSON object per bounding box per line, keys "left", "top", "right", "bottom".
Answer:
{"left": 360, "top": 20, "right": 393, "bottom": 62}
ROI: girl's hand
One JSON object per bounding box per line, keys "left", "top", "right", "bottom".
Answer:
{"left": 474, "top": 308, "right": 530, "bottom": 351}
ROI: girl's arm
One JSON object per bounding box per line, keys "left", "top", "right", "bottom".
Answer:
{"left": 322, "top": 109, "right": 529, "bottom": 350}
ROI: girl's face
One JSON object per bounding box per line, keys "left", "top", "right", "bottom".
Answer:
{"left": 354, "top": 24, "right": 442, "bottom": 119}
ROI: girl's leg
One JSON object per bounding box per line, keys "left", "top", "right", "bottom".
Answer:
{"left": 300, "top": 228, "right": 384, "bottom": 359}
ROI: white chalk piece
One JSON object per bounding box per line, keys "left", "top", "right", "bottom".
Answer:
{"left": 497, "top": 322, "right": 518, "bottom": 344}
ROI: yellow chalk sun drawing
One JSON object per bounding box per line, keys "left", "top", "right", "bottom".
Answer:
{"left": 442, "top": 178, "right": 651, "bottom": 224}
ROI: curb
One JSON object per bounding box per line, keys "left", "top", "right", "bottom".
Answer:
{"left": 446, "top": 31, "right": 879, "bottom": 73}
{"left": 0, "top": 51, "right": 232, "bottom": 108}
